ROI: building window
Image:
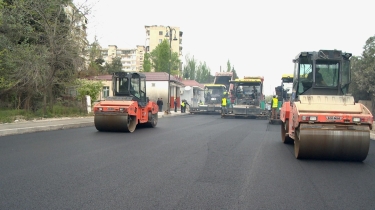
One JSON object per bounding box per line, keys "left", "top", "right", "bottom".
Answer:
{"left": 159, "top": 31, "right": 163, "bottom": 35}
{"left": 102, "top": 86, "right": 109, "bottom": 98}
{"left": 159, "top": 39, "right": 162, "bottom": 43}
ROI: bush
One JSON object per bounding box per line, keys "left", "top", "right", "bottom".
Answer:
{"left": 0, "top": 105, "right": 91, "bottom": 123}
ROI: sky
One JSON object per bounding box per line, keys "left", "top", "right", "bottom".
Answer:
{"left": 75, "top": 0, "right": 375, "bottom": 95}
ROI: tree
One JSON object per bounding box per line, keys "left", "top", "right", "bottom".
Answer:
{"left": 150, "top": 39, "right": 180, "bottom": 73}
{"left": 349, "top": 56, "right": 370, "bottom": 101}
{"left": 106, "top": 57, "right": 122, "bottom": 74}
{"left": 79, "top": 37, "right": 104, "bottom": 77}
{"left": 350, "top": 35, "right": 375, "bottom": 115}
{"left": 196, "top": 61, "right": 212, "bottom": 83}
{"left": 226, "top": 60, "right": 231, "bottom": 72}
{"left": 75, "top": 78, "right": 103, "bottom": 104}
{"left": 143, "top": 52, "right": 151, "bottom": 72}
{"left": 182, "top": 54, "right": 197, "bottom": 79}
{"left": 231, "top": 66, "right": 239, "bottom": 79}
{"left": 0, "top": 0, "right": 90, "bottom": 113}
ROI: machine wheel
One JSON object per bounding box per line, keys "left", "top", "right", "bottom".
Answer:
{"left": 281, "top": 120, "right": 293, "bottom": 144}
{"left": 124, "top": 115, "right": 137, "bottom": 132}
{"left": 294, "top": 128, "right": 302, "bottom": 159}
{"left": 147, "top": 112, "right": 158, "bottom": 128}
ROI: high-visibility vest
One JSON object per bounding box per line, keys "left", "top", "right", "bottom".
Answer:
{"left": 181, "top": 102, "right": 185, "bottom": 107}
{"left": 272, "top": 98, "right": 278, "bottom": 108}
{"left": 221, "top": 97, "right": 227, "bottom": 106}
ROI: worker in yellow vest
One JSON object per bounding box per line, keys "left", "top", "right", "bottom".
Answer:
{"left": 181, "top": 100, "right": 186, "bottom": 113}
{"left": 271, "top": 95, "right": 279, "bottom": 119}
{"left": 221, "top": 92, "right": 227, "bottom": 114}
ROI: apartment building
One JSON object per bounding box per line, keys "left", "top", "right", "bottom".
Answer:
{"left": 63, "top": 2, "right": 89, "bottom": 70}
{"left": 145, "top": 25, "right": 183, "bottom": 71}
{"left": 100, "top": 45, "right": 145, "bottom": 72}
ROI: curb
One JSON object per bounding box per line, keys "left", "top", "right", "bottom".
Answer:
{"left": 0, "top": 122, "right": 94, "bottom": 137}
{"left": 0, "top": 114, "right": 188, "bottom": 137}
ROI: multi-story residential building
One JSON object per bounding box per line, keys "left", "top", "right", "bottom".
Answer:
{"left": 145, "top": 25, "right": 183, "bottom": 71}
{"left": 100, "top": 45, "right": 145, "bottom": 72}
{"left": 136, "top": 45, "right": 146, "bottom": 71}
{"left": 63, "top": 2, "right": 89, "bottom": 70}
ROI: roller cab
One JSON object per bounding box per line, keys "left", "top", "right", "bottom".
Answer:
{"left": 93, "top": 72, "right": 158, "bottom": 133}
{"left": 281, "top": 50, "right": 373, "bottom": 161}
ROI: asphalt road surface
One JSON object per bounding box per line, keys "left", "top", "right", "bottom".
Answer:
{"left": 1, "top": 115, "right": 375, "bottom": 210}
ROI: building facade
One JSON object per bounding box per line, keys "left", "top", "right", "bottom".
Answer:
{"left": 100, "top": 45, "right": 145, "bottom": 72}
{"left": 63, "top": 2, "right": 89, "bottom": 71}
{"left": 145, "top": 25, "right": 183, "bottom": 71}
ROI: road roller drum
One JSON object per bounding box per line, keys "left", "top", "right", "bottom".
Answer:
{"left": 294, "top": 124, "right": 370, "bottom": 161}
{"left": 94, "top": 113, "right": 137, "bottom": 133}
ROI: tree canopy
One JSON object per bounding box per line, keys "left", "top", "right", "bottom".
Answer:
{"left": 350, "top": 35, "right": 375, "bottom": 114}
{"left": 0, "top": 0, "right": 89, "bottom": 111}
{"left": 149, "top": 39, "right": 180, "bottom": 74}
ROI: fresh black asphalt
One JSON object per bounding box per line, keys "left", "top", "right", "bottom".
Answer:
{"left": 1, "top": 115, "right": 375, "bottom": 209}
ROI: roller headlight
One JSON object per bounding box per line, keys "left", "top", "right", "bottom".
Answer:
{"left": 352, "top": 117, "right": 361, "bottom": 123}
{"left": 302, "top": 116, "right": 317, "bottom": 121}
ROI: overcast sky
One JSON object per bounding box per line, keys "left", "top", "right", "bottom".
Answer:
{"left": 76, "top": 0, "right": 375, "bottom": 95}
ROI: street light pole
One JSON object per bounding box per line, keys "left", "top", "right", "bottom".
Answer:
{"left": 165, "top": 26, "right": 178, "bottom": 114}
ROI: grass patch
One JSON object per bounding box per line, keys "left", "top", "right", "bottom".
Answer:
{"left": 0, "top": 105, "right": 93, "bottom": 123}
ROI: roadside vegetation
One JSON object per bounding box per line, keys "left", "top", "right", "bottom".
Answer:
{"left": 0, "top": 104, "right": 92, "bottom": 123}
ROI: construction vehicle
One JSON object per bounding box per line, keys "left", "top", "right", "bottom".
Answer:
{"left": 190, "top": 84, "right": 227, "bottom": 114}
{"left": 214, "top": 72, "right": 235, "bottom": 104}
{"left": 222, "top": 76, "right": 268, "bottom": 119}
{"left": 280, "top": 50, "right": 373, "bottom": 161}
{"left": 269, "top": 74, "right": 293, "bottom": 124}
{"left": 93, "top": 72, "right": 159, "bottom": 133}
{"left": 190, "top": 72, "right": 234, "bottom": 114}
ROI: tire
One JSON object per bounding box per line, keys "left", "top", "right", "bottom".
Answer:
{"left": 281, "top": 119, "right": 293, "bottom": 144}
{"left": 147, "top": 112, "right": 158, "bottom": 128}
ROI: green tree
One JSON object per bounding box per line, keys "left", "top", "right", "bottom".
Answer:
{"left": 226, "top": 60, "right": 231, "bottom": 72}
{"left": 0, "top": 0, "right": 89, "bottom": 113}
{"left": 182, "top": 54, "right": 197, "bottom": 79}
{"left": 196, "top": 61, "right": 212, "bottom": 83}
{"left": 143, "top": 52, "right": 151, "bottom": 72}
{"left": 79, "top": 37, "right": 104, "bottom": 77}
{"left": 150, "top": 39, "right": 180, "bottom": 73}
{"left": 106, "top": 57, "right": 122, "bottom": 74}
{"left": 349, "top": 56, "right": 370, "bottom": 101}
{"left": 350, "top": 36, "right": 375, "bottom": 115}
{"left": 231, "top": 66, "right": 239, "bottom": 79}
{"left": 75, "top": 79, "right": 103, "bottom": 104}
